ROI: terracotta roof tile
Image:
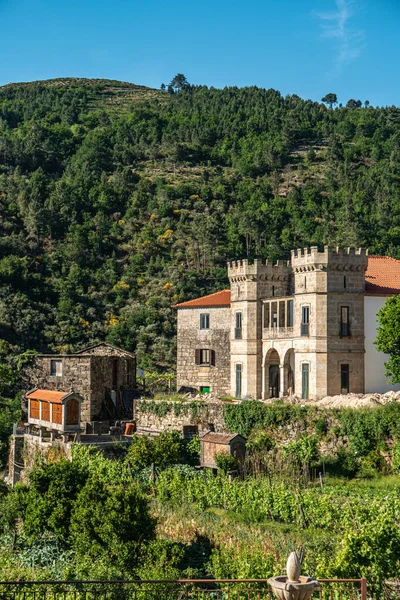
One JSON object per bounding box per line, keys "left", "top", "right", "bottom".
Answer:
{"left": 26, "top": 389, "right": 69, "bottom": 404}
{"left": 365, "top": 256, "right": 400, "bottom": 295}
{"left": 174, "top": 289, "right": 231, "bottom": 308}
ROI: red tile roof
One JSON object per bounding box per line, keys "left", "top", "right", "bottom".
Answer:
{"left": 365, "top": 256, "right": 400, "bottom": 295}
{"left": 26, "top": 389, "right": 69, "bottom": 404}
{"left": 174, "top": 289, "right": 231, "bottom": 308}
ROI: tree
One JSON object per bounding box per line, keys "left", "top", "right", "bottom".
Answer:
{"left": 70, "top": 477, "right": 155, "bottom": 570}
{"left": 321, "top": 93, "right": 338, "bottom": 109}
{"left": 160, "top": 83, "right": 166, "bottom": 91}
{"left": 169, "top": 73, "right": 189, "bottom": 93}
{"left": 346, "top": 99, "right": 362, "bottom": 109}
{"left": 23, "top": 460, "right": 88, "bottom": 543}
{"left": 375, "top": 296, "right": 400, "bottom": 383}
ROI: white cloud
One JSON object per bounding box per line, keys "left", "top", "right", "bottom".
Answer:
{"left": 315, "top": 0, "right": 365, "bottom": 74}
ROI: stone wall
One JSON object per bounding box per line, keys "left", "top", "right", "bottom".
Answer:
{"left": 176, "top": 307, "right": 231, "bottom": 396}
{"left": 27, "top": 356, "right": 92, "bottom": 421}
{"left": 135, "top": 399, "right": 227, "bottom": 434}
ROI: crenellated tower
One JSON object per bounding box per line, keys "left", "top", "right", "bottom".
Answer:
{"left": 227, "top": 258, "right": 291, "bottom": 398}
{"left": 289, "top": 246, "right": 368, "bottom": 397}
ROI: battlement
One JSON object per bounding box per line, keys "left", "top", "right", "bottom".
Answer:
{"left": 291, "top": 246, "right": 368, "bottom": 270}
{"left": 227, "top": 258, "right": 291, "bottom": 281}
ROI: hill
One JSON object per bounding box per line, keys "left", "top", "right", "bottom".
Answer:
{"left": 0, "top": 77, "right": 400, "bottom": 369}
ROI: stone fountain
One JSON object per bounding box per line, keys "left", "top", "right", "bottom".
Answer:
{"left": 268, "top": 552, "right": 320, "bottom": 600}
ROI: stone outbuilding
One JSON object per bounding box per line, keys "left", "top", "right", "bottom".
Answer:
{"left": 26, "top": 388, "right": 83, "bottom": 442}
{"left": 24, "top": 342, "right": 136, "bottom": 425}
{"left": 200, "top": 431, "right": 246, "bottom": 469}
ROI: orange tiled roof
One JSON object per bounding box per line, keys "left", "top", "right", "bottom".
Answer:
{"left": 26, "top": 389, "right": 69, "bottom": 404}
{"left": 174, "top": 289, "right": 231, "bottom": 308}
{"left": 365, "top": 256, "right": 400, "bottom": 295}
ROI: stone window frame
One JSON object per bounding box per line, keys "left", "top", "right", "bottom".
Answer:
{"left": 235, "top": 311, "right": 243, "bottom": 339}
{"left": 235, "top": 362, "right": 243, "bottom": 399}
{"left": 339, "top": 305, "right": 351, "bottom": 337}
{"left": 299, "top": 359, "right": 312, "bottom": 371}
{"left": 195, "top": 349, "right": 216, "bottom": 366}
{"left": 50, "top": 359, "right": 63, "bottom": 377}
{"left": 200, "top": 313, "right": 210, "bottom": 330}
{"left": 339, "top": 362, "right": 351, "bottom": 394}
{"left": 300, "top": 360, "right": 311, "bottom": 400}
{"left": 300, "top": 303, "right": 311, "bottom": 336}
{"left": 336, "top": 359, "right": 353, "bottom": 373}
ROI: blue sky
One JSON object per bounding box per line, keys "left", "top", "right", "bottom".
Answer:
{"left": 0, "top": 0, "right": 399, "bottom": 106}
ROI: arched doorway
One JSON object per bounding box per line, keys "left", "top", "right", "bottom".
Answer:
{"left": 283, "top": 349, "right": 295, "bottom": 396}
{"left": 265, "top": 349, "right": 280, "bottom": 398}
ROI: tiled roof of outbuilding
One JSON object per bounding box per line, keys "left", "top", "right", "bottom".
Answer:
{"left": 201, "top": 431, "right": 245, "bottom": 443}
{"left": 26, "top": 389, "right": 69, "bottom": 404}
{"left": 174, "top": 289, "right": 231, "bottom": 308}
{"left": 365, "top": 256, "right": 400, "bottom": 295}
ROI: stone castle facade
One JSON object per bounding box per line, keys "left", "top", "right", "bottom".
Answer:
{"left": 175, "top": 247, "right": 400, "bottom": 400}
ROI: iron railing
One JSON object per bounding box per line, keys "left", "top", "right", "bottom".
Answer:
{"left": 0, "top": 578, "right": 367, "bottom": 600}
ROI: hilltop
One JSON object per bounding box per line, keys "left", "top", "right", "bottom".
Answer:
{"left": 0, "top": 77, "right": 400, "bottom": 369}
{"left": 0, "top": 77, "right": 162, "bottom": 108}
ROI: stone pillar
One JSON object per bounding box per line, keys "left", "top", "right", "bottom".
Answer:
{"left": 262, "top": 361, "right": 266, "bottom": 400}
{"left": 279, "top": 364, "right": 285, "bottom": 398}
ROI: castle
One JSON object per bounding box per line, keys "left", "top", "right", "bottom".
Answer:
{"left": 175, "top": 247, "right": 400, "bottom": 400}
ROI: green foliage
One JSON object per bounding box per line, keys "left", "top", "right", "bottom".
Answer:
{"left": 282, "top": 436, "right": 319, "bottom": 468}
{"left": 247, "top": 430, "right": 275, "bottom": 452}
{"left": 213, "top": 451, "right": 238, "bottom": 473}
{"left": 223, "top": 400, "right": 308, "bottom": 437}
{"left": 0, "top": 78, "right": 400, "bottom": 376}
{"left": 23, "top": 460, "right": 88, "bottom": 544}
{"left": 376, "top": 296, "right": 400, "bottom": 383}
{"left": 70, "top": 476, "right": 155, "bottom": 571}
{"left": 127, "top": 431, "right": 184, "bottom": 470}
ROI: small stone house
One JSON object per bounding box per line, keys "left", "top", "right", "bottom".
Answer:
{"left": 175, "top": 248, "right": 400, "bottom": 400}
{"left": 25, "top": 342, "right": 136, "bottom": 425}
{"left": 200, "top": 431, "right": 246, "bottom": 469}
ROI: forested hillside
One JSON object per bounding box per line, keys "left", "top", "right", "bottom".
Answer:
{"left": 1, "top": 77, "right": 400, "bottom": 368}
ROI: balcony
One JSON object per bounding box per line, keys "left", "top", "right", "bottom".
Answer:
{"left": 263, "top": 327, "right": 294, "bottom": 340}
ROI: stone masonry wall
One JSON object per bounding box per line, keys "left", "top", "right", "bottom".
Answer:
{"left": 135, "top": 400, "right": 227, "bottom": 434}
{"left": 27, "top": 356, "right": 92, "bottom": 422}
{"left": 177, "top": 307, "right": 231, "bottom": 396}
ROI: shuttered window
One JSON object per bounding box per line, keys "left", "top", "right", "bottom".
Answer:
{"left": 50, "top": 360, "right": 62, "bottom": 376}
{"left": 195, "top": 349, "right": 215, "bottom": 366}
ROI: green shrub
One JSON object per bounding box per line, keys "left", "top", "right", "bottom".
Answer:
{"left": 214, "top": 451, "right": 238, "bottom": 473}
{"left": 70, "top": 476, "right": 156, "bottom": 572}
{"left": 127, "top": 431, "right": 183, "bottom": 470}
